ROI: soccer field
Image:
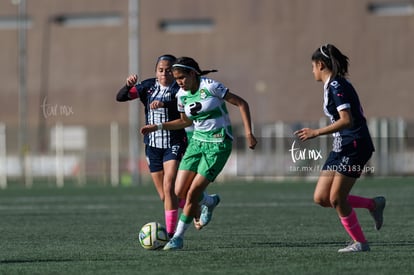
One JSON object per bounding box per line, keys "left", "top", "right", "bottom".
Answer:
{"left": 1, "top": 177, "right": 413, "bottom": 275}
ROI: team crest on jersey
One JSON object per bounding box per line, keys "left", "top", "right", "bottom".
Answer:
{"left": 200, "top": 89, "right": 207, "bottom": 99}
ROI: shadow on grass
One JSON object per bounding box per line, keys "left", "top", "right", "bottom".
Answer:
{"left": 250, "top": 241, "right": 414, "bottom": 248}
{"left": 0, "top": 259, "right": 77, "bottom": 264}
{"left": 0, "top": 257, "right": 131, "bottom": 265}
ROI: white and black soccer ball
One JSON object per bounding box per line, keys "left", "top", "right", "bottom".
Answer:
{"left": 138, "top": 222, "right": 168, "bottom": 250}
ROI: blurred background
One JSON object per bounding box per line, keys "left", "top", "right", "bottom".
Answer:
{"left": 0, "top": 0, "right": 413, "bottom": 187}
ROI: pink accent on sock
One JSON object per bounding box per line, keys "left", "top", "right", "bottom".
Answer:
{"left": 340, "top": 209, "right": 367, "bottom": 243}
{"left": 165, "top": 209, "right": 178, "bottom": 236}
{"left": 348, "top": 195, "right": 375, "bottom": 210}
{"left": 178, "top": 199, "right": 186, "bottom": 209}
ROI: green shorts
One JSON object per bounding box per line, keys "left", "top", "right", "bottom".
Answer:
{"left": 179, "top": 138, "right": 232, "bottom": 182}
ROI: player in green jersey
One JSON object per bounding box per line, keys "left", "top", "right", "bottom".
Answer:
{"left": 141, "top": 57, "right": 257, "bottom": 250}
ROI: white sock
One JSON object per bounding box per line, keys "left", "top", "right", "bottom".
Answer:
{"left": 174, "top": 219, "right": 191, "bottom": 239}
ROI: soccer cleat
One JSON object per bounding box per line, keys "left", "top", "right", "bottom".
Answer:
{"left": 198, "top": 194, "right": 220, "bottom": 229}
{"left": 338, "top": 241, "right": 370, "bottom": 253}
{"left": 370, "top": 196, "right": 386, "bottom": 230}
{"left": 163, "top": 236, "right": 183, "bottom": 251}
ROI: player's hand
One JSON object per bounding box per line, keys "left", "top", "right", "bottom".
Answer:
{"left": 150, "top": 100, "right": 164, "bottom": 109}
{"left": 140, "top": 124, "right": 157, "bottom": 135}
{"left": 294, "top": 128, "right": 318, "bottom": 141}
{"left": 126, "top": 74, "right": 138, "bottom": 87}
{"left": 247, "top": 133, "right": 258, "bottom": 150}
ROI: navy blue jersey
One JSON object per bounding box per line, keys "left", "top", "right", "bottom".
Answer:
{"left": 116, "top": 78, "right": 186, "bottom": 148}
{"left": 323, "top": 77, "right": 374, "bottom": 153}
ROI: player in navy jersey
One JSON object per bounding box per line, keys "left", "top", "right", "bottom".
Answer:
{"left": 116, "top": 54, "right": 187, "bottom": 238}
{"left": 295, "top": 44, "right": 386, "bottom": 252}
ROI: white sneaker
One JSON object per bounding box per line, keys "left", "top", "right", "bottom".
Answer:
{"left": 338, "top": 241, "right": 370, "bottom": 253}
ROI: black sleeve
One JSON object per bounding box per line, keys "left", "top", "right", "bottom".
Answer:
{"left": 116, "top": 85, "right": 132, "bottom": 102}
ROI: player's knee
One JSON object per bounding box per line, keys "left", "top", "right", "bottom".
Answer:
{"left": 314, "top": 195, "right": 330, "bottom": 207}
{"left": 163, "top": 181, "right": 174, "bottom": 195}
{"left": 175, "top": 185, "right": 185, "bottom": 198}
{"left": 175, "top": 190, "right": 185, "bottom": 199}
{"left": 329, "top": 197, "right": 340, "bottom": 209}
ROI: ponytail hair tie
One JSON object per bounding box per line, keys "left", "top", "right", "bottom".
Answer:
{"left": 320, "top": 44, "right": 330, "bottom": 59}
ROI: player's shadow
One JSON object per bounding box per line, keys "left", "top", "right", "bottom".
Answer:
{"left": 250, "top": 241, "right": 414, "bottom": 248}
{"left": 0, "top": 257, "right": 133, "bottom": 264}
{"left": 0, "top": 258, "right": 76, "bottom": 264}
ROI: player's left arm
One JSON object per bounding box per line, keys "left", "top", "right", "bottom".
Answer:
{"left": 294, "top": 109, "right": 353, "bottom": 141}
{"left": 224, "top": 91, "right": 257, "bottom": 150}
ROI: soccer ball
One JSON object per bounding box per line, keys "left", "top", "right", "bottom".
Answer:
{"left": 138, "top": 222, "right": 169, "bottom": 250}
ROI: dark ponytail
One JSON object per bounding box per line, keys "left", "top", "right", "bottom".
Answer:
{"left": 172, "top": 57, "right": 218, "bottom": 76}
{"left": 312, "top": 44, "right": 349, "bottom": 78}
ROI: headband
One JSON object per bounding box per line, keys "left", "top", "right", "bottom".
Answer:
{"left": 157, "top": 55, "right": 176, "bottom": 62}
{"left": 172, "top": 64, "right": 199, "bottom": 74}
{"left": 320, "top": 45, "right": 330, "bottom": 59}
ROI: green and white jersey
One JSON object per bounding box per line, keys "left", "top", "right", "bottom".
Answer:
{"left": 177, "top": 77, "right": 233, "bottom": 143}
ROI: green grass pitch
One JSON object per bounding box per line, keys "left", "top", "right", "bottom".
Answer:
{"left": 1, "top": 177, "right": 413, "bottom": 274}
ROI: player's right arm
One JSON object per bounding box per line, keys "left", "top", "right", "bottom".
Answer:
{"left": 116, "top": 74, "right": 139, "bottom": 101}
{"left": 294, "top": 109, "right": 353, "bottom": 141}
{"left": 140, "top": 112, "right": 192, "bottom": 135}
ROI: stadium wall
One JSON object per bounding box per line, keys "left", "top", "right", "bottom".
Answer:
{"left": 0, "top": 0, "right": 413, "bottom": 184}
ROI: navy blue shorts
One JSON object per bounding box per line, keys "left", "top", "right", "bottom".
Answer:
{"left": 145, "top": 144, "right": 186, "bottom": 173}
{"left": 322, "top": 139, "right": 373, "bottom": 178}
